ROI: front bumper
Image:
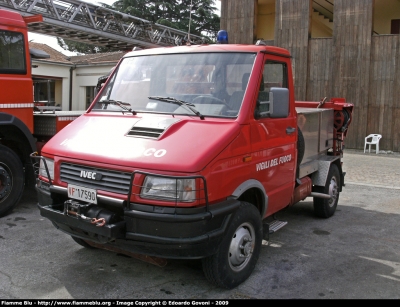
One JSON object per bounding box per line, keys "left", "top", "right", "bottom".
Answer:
{"left": 36, "top": 183, "right": 240, "bottom": 259}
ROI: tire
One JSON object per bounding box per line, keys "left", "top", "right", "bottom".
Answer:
{"left": 71, "top": 236, "right": 97, "bottom": 249}
{"left": 0, "top": 145, "right": 24, "bottom": 217}
{"left": 201, "top": 202, "right": 263, "bottom": 289}
{"left": 313, "top": 164, "right": 340, "bottom": 218}
{"left": 297, "top": 127, "right": 305, "bottom": 167}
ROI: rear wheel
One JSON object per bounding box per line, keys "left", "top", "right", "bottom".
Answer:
{"left": 0, "top": 145, "right": 24, "bottom": 217}
{"left": 313, "top": 164, "right": 340, "bottom": 218}
{"left": 297, "top": 127, "right": 305, "bottom": 167}
{"left": 202, "top": 202, "right": 262, "bottom": 289}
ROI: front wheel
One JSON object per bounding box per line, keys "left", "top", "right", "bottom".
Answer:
{"left": 0, "top": 145, "right": 24, "bottom": 217}
{"left": 202, "top": 202, "right": 262, "bottom": 289}
{"left": 313, "top": 163, "right": 341, "bottom": 218}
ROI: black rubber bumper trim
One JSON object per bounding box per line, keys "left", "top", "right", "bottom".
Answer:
{"left": 125, "top": 224, "right": 226, "bottom": 245}
{"left": 125, "top": 198, "right": 240, "bottom": 222}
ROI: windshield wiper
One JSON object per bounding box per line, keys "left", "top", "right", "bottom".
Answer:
{"left": 100, "top": 99, "right": 137, "bottom": 115}
{"left": 148, "top": 96, "right": 205, "bottom": 120}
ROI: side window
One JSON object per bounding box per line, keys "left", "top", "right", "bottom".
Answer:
{"left": 0, "top": 30, "right": 26, "bottom": 74}
{"left": 262, "top": 60, "right": 287, "bottom": 94}
{"left": 33, "top": 79, "right": 55, "bottom": 104}
{"left": 256, "top": 60, "right": 288, "bottom": 116}
{"left": 86, "top": 86, "right": 96, "bottom": 109}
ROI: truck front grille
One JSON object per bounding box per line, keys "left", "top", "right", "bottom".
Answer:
{"left": 60, "top": 163, "right": 131, "bottom": 194}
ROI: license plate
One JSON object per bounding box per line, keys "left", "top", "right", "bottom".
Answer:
{"left": 68, "top": 184, "right": 97, "bottom": 204}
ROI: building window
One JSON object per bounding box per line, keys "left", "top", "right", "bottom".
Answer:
{"left": 311, "top": 1, "right": 334, "bottom": 38}
{"left": 86, "top": 86, "right": 96, "bottom": 109}
{"left": 374, "top": 0, "right": 400, "bottom": 35}
{"left": 33, "top": 79, "right": 55, "bottom": 105}
{"left": 391, "top": 19, "right": 400, "bottom": 34}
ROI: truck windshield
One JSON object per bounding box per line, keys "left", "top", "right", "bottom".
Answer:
{"left": 92, "top": 52, "right": 256, "bottom": 118}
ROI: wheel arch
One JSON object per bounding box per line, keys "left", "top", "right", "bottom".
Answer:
{"left": 230, "top": 179, "right": 268, "bottom": 218}
{"left": 0, "top": 113, "right": 36, "bottom": 159}
{"left": 0, "top": 113, "right": 37, "bottom": 151}
{"left": 311, "top": 158, "right": 343, "bottom": 191}
{"left": 0, "top": 113, "right": 37, "bottom": 186}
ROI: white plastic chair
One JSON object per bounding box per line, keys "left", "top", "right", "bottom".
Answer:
{"left": 364, "top": 134, "right": 382, "bottom": 154}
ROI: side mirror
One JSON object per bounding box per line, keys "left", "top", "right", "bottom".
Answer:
{"left": 254, "top": 87, "right": 289, "bottom": 119}
{"left": 29, "top": 48, "right": 50, "bottom": 59}
{"left": 270, "top": 87, "right": 289, "bottom": 118}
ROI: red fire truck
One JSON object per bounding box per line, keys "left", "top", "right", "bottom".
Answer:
{"left": 30, "top": 31, "right": 354, "bottom": 288}
{"left": 0, "top": 9, "right": 84, "bottom": 217}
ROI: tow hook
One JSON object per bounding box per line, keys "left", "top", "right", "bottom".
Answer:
{"left": 91, "top": 217, "right": 106, "bottom": 227}
{"left": 64, "top": 200, "right": 107, "bottom": 227}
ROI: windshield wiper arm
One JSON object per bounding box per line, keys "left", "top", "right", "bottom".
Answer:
{"left": 100, "top": 99, "right": 137, "bottom": 115}
{"left": 148, "top": 96, "right": 205, "bottom": 120}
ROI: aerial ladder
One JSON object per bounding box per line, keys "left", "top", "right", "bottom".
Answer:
{"left": 0, "top": 0, "right": 206, "bottom": 50}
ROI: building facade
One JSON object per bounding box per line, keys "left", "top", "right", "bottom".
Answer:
{"left": 30, "top": 42, "right": 123, "bottom": 112}
{"left": 220, "top": 0, "right": 400, "bottom": 151}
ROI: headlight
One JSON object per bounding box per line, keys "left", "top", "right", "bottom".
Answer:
{"left": 140, "top": 175, "right": 196, "bottom": 202}
{"left": 39, "top": 158, "right": 54, "bottom": 180}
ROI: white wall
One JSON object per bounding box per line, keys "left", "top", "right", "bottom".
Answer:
{"left": 73, "top": 65, "right": 115, "bottom": 110}
{"left": 32, "top": 60, "right": 116, "bottom": 111}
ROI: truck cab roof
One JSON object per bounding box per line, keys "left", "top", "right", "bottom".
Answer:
{"left": 124, "top": 43, "right": 292, "bottom": 58}
{"left": 0, "top": 9, "right": 26, "bottom": 28}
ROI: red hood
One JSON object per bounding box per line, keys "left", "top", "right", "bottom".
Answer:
{"left": 42, "top": 113, "right": 241, "bottom": 173}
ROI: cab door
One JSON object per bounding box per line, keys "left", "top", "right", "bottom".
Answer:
{"left": 249, "top": 55, "right": 297, "bottom": 217}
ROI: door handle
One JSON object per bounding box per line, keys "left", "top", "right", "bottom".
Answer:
{"left": 286, "top": 127, "right": 296, "bottom": 134}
